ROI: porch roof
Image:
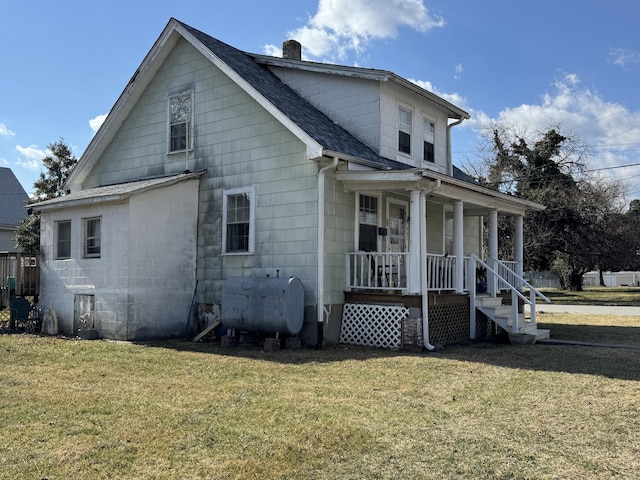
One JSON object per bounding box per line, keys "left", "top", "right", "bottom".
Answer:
{"left": 335, "top": 168, "right": 545, "bottom": 216}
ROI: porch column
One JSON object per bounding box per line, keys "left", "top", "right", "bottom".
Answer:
{"left": 407, "top": 190, "right": 421, "bottom": 294}
{"left": 453, "top": 201, "right": 464, "bottom": 293}
{"left": 488, "top": 209, "right": 498, "bottom": 295}
{"left": 514, "top": 214, "right": 524, "bottom": 290}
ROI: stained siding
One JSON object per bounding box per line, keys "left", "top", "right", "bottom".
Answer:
{"left": 38, "top": 179, "right": 199, "bottom": 340}
{"left": 81, "top": 38, "right": 321, "bottom": 308}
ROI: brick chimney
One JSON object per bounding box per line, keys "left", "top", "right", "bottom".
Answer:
{"left": 282, "top": 40, "right": 302, "bottom": 61}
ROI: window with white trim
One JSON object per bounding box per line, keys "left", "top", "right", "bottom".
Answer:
{"left": 168, "top": 91, "right": 193, "bottom": 153}
{"left": 398, "top": 106, "right": 412, "bottom": 155}
{"left": 83, "top": 217, "right": 101, "bottom": 258}
{"left": 56, "top": 220, "right": 71, "bottom": 259}
{"left": 358, "top": 194, "right": 378, "bottom": 252}
{"left": 423, "top": 118, "right": 435, "bottom": 163}
{"left": 223, "top": 187, "right": 255, "bottom": 254}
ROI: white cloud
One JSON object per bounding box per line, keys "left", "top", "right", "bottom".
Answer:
{"left": 408, "top": 78, "right": 470, "bottom": 113}
{"left": 0, "top": 123, "right": 16, "bottom": 136}
{"left": 472, "top": 72, "right": 640, "bottom": 189}
{"left": 608, "top": 48, "right": 640, "bottom": 69}
{"left": 454, "top": 63, "right": 464, "bottom": 80}
{"left": 15, "top": 144, "right": 48, "bottom": 170}
{"left": 89, "top": 114, "right": 108, "bottom": 133}
{"left": 265, "top": 0, "right": 444, "bottom": 61}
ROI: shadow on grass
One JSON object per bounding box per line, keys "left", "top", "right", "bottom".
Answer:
{"left": 538, "top": 322, "right": 640, "bottom": 346}
{"left": 137, "top": 332, "right": 640, "bottom": 381}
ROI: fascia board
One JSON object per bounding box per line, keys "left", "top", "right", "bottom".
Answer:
{"left": 66, "top": 20, "right": 182, "bottom": 191}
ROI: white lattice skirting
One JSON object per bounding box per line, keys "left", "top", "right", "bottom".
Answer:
{"left": 340, "top": 303, "right": 410, "bottom": 349}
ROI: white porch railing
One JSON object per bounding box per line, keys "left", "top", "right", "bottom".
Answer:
{"left": 468, "top": 254, "right": 550, "bottom": 333}
{"left": 345, "top": 252, "right": 408, "bottom": 292}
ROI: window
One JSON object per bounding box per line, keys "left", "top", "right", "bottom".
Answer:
{"left": 398, "top": 106, "right": 412, "bottom": 155}
{"left": 358, "top": 195, "right": 378, "bottom": 252}
{"left": 168, "top": 91, "right": 193, "bottom": 153}
{"left": 423, "top": 118, "right": 435, "bottom": 163}
{"left": 223, "top": 187, "right": 255, "bottom": 254}
{"left": 56, "top": 220, "right": 71, "bottom": 259}
{"left": 83, "top": 217, "right": 101, "bottom": 258}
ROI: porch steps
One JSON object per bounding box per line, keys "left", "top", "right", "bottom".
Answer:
{"left": 475, "top": 295, "right": 550, "bottom": 341}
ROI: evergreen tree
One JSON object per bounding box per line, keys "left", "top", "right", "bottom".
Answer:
{"left": 14, "top": 139, "right": 77, "bottom": 252}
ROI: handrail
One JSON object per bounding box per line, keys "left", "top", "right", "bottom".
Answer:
{"left": 488, "top": 256, "right": 551, "bottom": 304}
{"left": 469, "top": 254, "right": 551, "bottom": 334}
{"left": 470, "top": 254, "right": 529, "bottom": 304}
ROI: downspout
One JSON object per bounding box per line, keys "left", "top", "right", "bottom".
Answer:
{"left": 317, "top": 156, "right": 339, "bottom": 349}
{"left": 446, "top": 117, "right": 465, "bottom": 176}
{"left": 419, "top": 180, "right": 441, "bottom": 351}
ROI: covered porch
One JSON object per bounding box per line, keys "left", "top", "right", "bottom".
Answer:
{"left": 335, "top": 168, "right": 550, "bottom": 349}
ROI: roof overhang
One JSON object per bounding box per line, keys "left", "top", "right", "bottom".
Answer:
{"left": 253, "top": 55, "right": 470, "bottom": 120}
{"left": 335, "top": 168, "right": 544, "bottom": 216}
{"left": 33, "top": 171, "right": 204, "bottom": 212}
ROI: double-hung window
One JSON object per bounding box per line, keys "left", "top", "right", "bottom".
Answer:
{"left": 223, "top": 186, "right": 255, "bottom": 254}
{"left": 398, "top": 106, "right": 412, "bottom": 155}
{"left": 83, "top": 217, "right": 101, "bottom": 258}
{"left": 56, "top": 220, "right": 71, "bottom": 259}
{"left": 423, "top": 118, "right": 435, "bottom": 163}
{"left": 358, "top": 194, "right": 378, "bottom": 252}
{"left": 168, "top": 91, "right": 193, "bottom": 153}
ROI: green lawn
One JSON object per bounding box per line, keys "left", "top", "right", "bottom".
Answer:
{"left": 1, "top": 334, "right": 639, "bottom": 479}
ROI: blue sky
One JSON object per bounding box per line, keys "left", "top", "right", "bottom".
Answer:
{"left": 2, "top": 0, "right": 640, "bottom": 203}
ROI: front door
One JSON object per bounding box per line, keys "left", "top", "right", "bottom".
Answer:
{"left": 388, "top": 203, "right": 406, "bottom": 253}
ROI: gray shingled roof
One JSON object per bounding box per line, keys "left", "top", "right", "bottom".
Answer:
{"left": 179, "top": 21, "right": 409, "bottom": 171}
{"left": 0, "top": 167, "right": 29, "bottom": 226}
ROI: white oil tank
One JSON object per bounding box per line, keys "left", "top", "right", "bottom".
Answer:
{"left": 222, "top": 276, "right": 304, "bottom": 335}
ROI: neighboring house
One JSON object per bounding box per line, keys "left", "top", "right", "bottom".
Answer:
{"left": 0, "top": 167, "right": 29, "bottom": 251}
{"left": 32, "top": 18, "right": 548, "bottom": 346}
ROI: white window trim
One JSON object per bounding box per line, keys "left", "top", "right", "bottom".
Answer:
{"left": 397, "top": 104, "right": 413, "bottom": 157}
{"left": 167, "top": 90, "right": 194, "bottom": 154}
{"left": 422, "top": 116, "right": 436, "bottom": 163}
{"left": 55, "top": 219, "right": 72, "bottom": 260}
{"left": 83, "top": 216, "right": 101, "bottom": 259}
{"left": 355, "top": 192, "right": 382, "bottom": 251}
{"left": 222, "top": 185, "right": 256, "bottom": 255}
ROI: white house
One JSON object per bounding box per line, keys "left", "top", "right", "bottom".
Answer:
{"left": 32, "top": 18, "right": 548, "bottom": 346}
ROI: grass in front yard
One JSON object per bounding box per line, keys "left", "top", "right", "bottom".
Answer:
{"left": 1, "top": 334, "right": 639, "bottom": 479}
{"left": 539, "top": 287, "right": 640, "bottom": 305}
{"left": 537, "top": 312, "right": 640, "bottom": 345}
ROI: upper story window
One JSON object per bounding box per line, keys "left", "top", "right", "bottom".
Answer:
{"left": 423, "top": 118, "right": 435, "bottom": 163}
{"left": 168, "top": 91, "right": 193, "bottom": 153}
{"left": 398, "top": 106, "right": 412, "bottom": 155}
{"left": 223, "top": 186, "right": 255, "bottom": 254}
{"left": 83, "top": 217, "right": 101, "bottom": 258}
{"left": 55, "top": 220, "right": 71, "bottom": 259}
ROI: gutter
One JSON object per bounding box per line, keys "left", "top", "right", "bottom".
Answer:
{"left": 316, "top": 156, "right": 339, "bottom": 348}
{"left": 446, "top": 117, "right": 465, "bottom": 176}
{"left": 419, "top": 180, "right": 441, "bottom": 351}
